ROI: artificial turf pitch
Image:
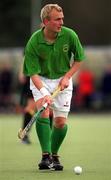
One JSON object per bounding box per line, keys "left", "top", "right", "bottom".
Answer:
{"left": 0, "top": 113, "right": 111, "bottom": 180}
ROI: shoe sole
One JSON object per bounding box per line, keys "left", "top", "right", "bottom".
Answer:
{"left": 39, "top": 164, "right": 51, "bottom": 170}
{"left": 39, "top": 166, "right": 63, "bottom": 171}
{"left": 51, "top": 165, "right": 63, "bottom": 171}
{"left": 39, "top": 163, "right": 54, "bottom": 170}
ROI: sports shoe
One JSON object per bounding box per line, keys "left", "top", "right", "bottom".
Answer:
{"left": 52, "top": 154, "right": 63, "bottom": 171}
{"left": 38, "top": 154, "right": 53, "bottom": 170}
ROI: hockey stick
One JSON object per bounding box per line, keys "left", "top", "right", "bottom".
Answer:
{"left": 18, "top": 86, "right": 61, "bottom": 140}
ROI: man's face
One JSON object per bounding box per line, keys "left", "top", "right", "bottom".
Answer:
{"left": 44, "top": 9, "right": 64, "bottom": 33}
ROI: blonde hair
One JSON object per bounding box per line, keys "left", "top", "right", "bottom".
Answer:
{"left": 40, "top": 4, "right": 63, "bottom": 22}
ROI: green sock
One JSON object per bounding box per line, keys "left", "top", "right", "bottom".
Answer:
{"left": 35, "top": 117, "right": 51, "bottom": 153}
{"left": 51, "top": 124, "right": 68, "bottom": 154}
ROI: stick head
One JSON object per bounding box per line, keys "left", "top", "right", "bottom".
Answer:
{"left": 18, "top": 128, "right": 26, "bottom": 140}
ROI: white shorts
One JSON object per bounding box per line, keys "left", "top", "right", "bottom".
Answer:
{"left": 30, "top": 76, "right": 73, "bottom": 117}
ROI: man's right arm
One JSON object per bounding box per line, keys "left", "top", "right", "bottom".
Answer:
{"left": 31, "top": 74, "right": 44, "bottom": 90}
{"left": 31, "top": 74, "right": 51, "bottom": 99}
{"left": 31, "top": 74, "right": 53, "bottom": 106}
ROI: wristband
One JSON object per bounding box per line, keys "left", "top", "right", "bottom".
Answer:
{"left": 40, "top": 87, "right": 50, "bottom": 96}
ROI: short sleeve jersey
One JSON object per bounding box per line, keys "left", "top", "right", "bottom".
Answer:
{"left": 23, "top": 26, "right": 85, "bottom": 79}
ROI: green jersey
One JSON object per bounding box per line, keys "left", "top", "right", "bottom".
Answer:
{"left": 23, "top": 26, "right": 85, "bottom": 79}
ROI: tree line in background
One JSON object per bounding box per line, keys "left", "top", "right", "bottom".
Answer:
{"left": 0, "top": 0, "right": 111, "bottom": 47}
{"left": 0, "top": 0, "right": 30, "bottom": 47}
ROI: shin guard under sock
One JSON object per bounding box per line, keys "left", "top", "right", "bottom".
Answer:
{"left": 51, "top": 124, "right": 68, "bottom": 154}
{"left": 36, "top": 118, "right": 51, "bottom": 153}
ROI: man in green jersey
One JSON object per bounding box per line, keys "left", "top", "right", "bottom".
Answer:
{"left": 23, "top": 4, "right": 85, "bottom": 171}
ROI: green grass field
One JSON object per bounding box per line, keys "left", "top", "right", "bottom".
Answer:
{"left": 0, "top": 113, "right": 111, "bottom": 180}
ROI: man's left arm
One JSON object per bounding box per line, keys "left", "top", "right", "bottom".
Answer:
{"left": 59, "top": 61, "right": 83, "bottom": 90}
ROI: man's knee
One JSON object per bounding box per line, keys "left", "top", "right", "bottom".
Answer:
{"left": 54, "top": 117, "right": 67, "bottom": 128}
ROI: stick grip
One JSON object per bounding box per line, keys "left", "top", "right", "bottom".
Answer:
{"left": 51, "top": 86, "right": 61, "bottom": 98}
{"left": 42, "top": 86, "right": 61, "bottom": 109}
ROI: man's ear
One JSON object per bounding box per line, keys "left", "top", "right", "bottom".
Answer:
{"left": 43, "top": 18, "right": 49, "bottom": 25}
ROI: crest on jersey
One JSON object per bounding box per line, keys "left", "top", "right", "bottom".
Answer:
{"left": 63, "top": 44, "right": 69, "bottom": 52}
